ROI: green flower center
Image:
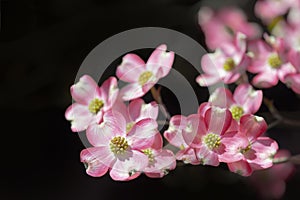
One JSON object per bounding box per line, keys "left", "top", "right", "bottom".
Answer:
{"left": 142, "top": 148, "right": 155, "bottom": 163}
{"left": 203, "top": 133, "right": 221, "bottom": 150}
{"left": 88, "top": 98, "right": 104, "bottom": 114}
{"left": 138, "top": 71, "right": 153, "bottom": 86}
{"left": 230, "top": 106, "right": 244, "bottom": 120}
{"left": 110, "top": 136, "right": 129, "bottom": 155}
{"left": 268, "top": 54, "right": 282, "bottom": 69}
{"left": 126, "top": 122, "right": 135, "bottom": 133}
{"left": 223, "top": 58, "right": 235, "bottom": 71}
{"left": 240, "top": 144, "right": 251, "bottom": 154}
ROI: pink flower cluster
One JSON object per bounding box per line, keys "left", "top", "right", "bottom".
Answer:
{"left": 197, "top": 2, "right": 300, "bottom": 94}
{"left": 66, "top": 44, "right": 176, "bottom": 181}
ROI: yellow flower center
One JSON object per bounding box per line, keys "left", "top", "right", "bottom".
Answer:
{"left": 268, "top": 54, "right": 282, "bottom": 69}
{"left": 138, "top": 71, "right": 153, "bottom": 86}
{"left": 230, "top": 106, "right": 244, "bottom": 120}
{"left": 110, "top": 136, "right": 129, "bottom": 155}
{"left": 203, "top": 133, "right": 221, "bottom": 150}
{"left": 88, "top": 98, "right": 104, "bottom": 114}
{"left": 142, "top": 148, "right": 155, "bottom": 163}
{"left": 223, "top": 58, "right": 235, "bottom": 71}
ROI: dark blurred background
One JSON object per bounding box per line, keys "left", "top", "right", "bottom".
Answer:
{"left": 1, "top": 0, "right": 300, "bottom": 199}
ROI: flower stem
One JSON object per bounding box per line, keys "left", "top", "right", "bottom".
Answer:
{"left": 151, "top": 86, "right": 171, "bottom": 120}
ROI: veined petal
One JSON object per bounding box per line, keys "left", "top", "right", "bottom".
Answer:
{"left": 100, "top": 77, "right": 119, "bottom": 111}
{"left": 86, "top": 122, "right": 117, "bottom": 147}
{"left": 65, "top": 103, "right": 95, "bottom": 132}
{"left": 120, "top": 83, "right": 144, "bottom": 101}
{"left": 80, "top": 147, "right": 109, "bottom": 177}
{"left": 102, "top": 110, "right": 126, "bottom": 134}
{"left": 182, "top": 114, "right": 206, "bottom": 147}
{"left": 116, "top": 54, "right": 145, "bottom": 82}
{"left": 176, "top": 148, "right": 200, "bottom": 165}
{"left": 240, "top": 114, "right": 267, "bottom": 142}
{"left": 196, "top": 74, "right": 221, "bottom": 87}
{"left": 109, "top": 150, "right": 148, "bottom": 181}
{"left": 227, "top": 160, "right": 252, "bottom": 176}
{"left": 163, "top": 115, "right": 188, "bottom": 148}
{"left": 146, "top": 44, "right": 174, "bottom": 77}
{"left": 205, "top": 107, "right": 232, "bottom": 135}
{"left": 128, "top": 119, "right": 158, "bottom": 149}
{"left": 70, "top": 75, "right": 101, "bottom": 104}
{"left": 196, "top": 145, "right": 219, "bottom": 166}
{"left": 129, "top": 99, "right": 159, "bottom": 122}
{"left": 209, "top": 87, "right": 234, "bottom": 108}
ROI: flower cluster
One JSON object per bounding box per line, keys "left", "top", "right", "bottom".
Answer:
{"left": 65, "top": 4, "right": 297, "bottom": 199}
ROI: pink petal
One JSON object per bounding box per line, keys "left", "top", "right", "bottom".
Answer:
{"left": 227, "top": 160, "right": 252, "bottom": 176}
{"left": 151, "top": 133, "right": 163, "bottom": 150}
{"left": 80, "top": 147, "right": 109, "bottom": 177}
{"left": 128, "top": 99, "right": 158, "bottom": 122}
{"left": 146, "top": 44, "right": 175, "bottom": 77}
{"left": 65, "top": 103, "right": 96, "bottom": 132}
{"left": 197, "top": 102, "right": 212, "bottom": 117}
{"left": 200, "top": 53, "right": 220, "bottom": 75}
{"left": 128, "top": 119, "right": 158, "bottom": 150}
{"left": 209, "top": 87, "right": 234, "bottom": 108}
{"left": 144, "top": 149, "right": 176, "bottom": 178}
{"left": 278, "top": 63, "right": 297, "bottom": 82}
{"left": 196, "top": 74, "right": 221, "bottom": 87}
{"left": 163, "top": 115, "right": 188, "bottom": 148}
{"left": 182, "top": 114, "right": 206, "bottom": 147}
{"left": 196, "top": 145, "right": 219, "bottom": 166}
{"left": 205, "top": 107, "right": 232, "bottom": 135}
{"left": 239, "top": 114, "right": 267, "bottom": 142}
{"left": 70, "top": 75, "right": 101, "bottom": 104}
{"left": 109, "top": 150, "right": 148, "bottom": 181}
{"left": 284, "top": 73, "right": 300, "bottom": 94}
{"left": 288, "top": 49, "right": 300, "bottom": 71}
{"left": 116, "top": 54, "right": 145, "bottom": 82}
{"left": 102, "top": 110, "right": 126, "bottom": 134}
{"left": 250, "top": 137, "right": 278, "bottom": 169}
{"left": 252, "top": 71, "right": 279, "bottom": 88}
{"left": 176, "top": 148, "right": 200, "bottom": 165}
{"left": 100, "top": 77, "right": 119, "bottom": 111}
{"left": 119, "top": 83, "right": 144, "bottom": 101}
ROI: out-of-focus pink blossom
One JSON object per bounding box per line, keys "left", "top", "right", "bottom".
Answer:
{"left": 205, "top": 84, "right": 262, "bottom": 121}
{"left": 255, "top": 0, "right": 295, "bottom": 23}
{"left": 116, "top": 44, "right": 174, "bottom": 101}
{"left": 248, "top": 149, "right": 295, "bottom": 199}
{"left": 198, "top": 6, "right": 261, "bottom": 50}
{"left": 84, "top": 110, "right": 158, "bottom": 181}
{"left": 142, "top": 134, "right": 176, "bottom": 178}
{"left": 197, "top": 32, "right": 250, "bottom": 86}
{"left": 65, "top": 75, "right": 119, "bottom": 132}
{"left": 284, "top": 49, "right": 300, "bottom": 94}
{"left": 221, "top": 114, "right": 278, "bottom": 176}
{"left": 247, "top": 36, "right": 296, "bottom": 88}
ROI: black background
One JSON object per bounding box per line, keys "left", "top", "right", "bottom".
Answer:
{"left": 1, "top": 0, "right": 300, "bottom": 199}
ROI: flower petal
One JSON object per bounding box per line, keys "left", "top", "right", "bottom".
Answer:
{"left": 196, "top": 74, "right": 221, "bottom": 87}
{"left": 70, "top": 75, "right": 101, "bottom": 104}
{"left": 284, "top": 73, "right": 300, "bottom": 94}
{"left": 128, "top": 99, "right": 158, "bottom": 122}
{"left": 116, "top": 54, "right": 145, "bottom": 82}
{"left": 100, "top": 77, "right": 119, "bottom": 111}
{"left": 252, "top": 71, "right": 279, "bottom": 88}
{"left": 205, "top": 107, "right": 232, "bottom": 135}
{"left": 227, "top": 160, "right": 252, "bottom": 176}
{"left": 109, "top": 150, "right": 148, "bottom": 181}
{"left": 80, "top": 147, "right": 110, "bottom": 177}
{"left": 239, "top": 114, "right": 267, "bottom": 142}
{"left": 146, "top": 44, "right": 175, "bottom": 77}
{"left": 120, "top": 83, "right": 144, "bottom": 101}
{"left": 209, "top": 87, "right": 234, "bottom": 108}
{"left": 65, "top": 103, "right": 96, "bottom": 132}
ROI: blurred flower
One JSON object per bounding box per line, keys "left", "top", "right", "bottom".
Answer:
{"left": 196, "top": 32, "right": 250, "bottom": 86}
{"left": 116, "top": 44, "right": 174, "bottom": 101}
{"left": 248, "top": 149, "right": 295, "bottom": 199}
{"left": 284, "top": 49, "right": 300, "bottom": 94}
{"left": 198, "top": 6, "right": 261, "bottom": 50}
{"left": 65, "top": 75, "right": 118, "bottom": 132}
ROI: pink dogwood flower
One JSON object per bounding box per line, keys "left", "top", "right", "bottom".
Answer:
{"left": 205, "top": 84, "right": 262, "bottom": 121}
{"left": 142, "top": 133, "right": 176, "bottom": 178}
{"left": 248, "top": 149, "right": 295, "bottom": 199}
{"left": 65, "top": 75, "right": 118, "bottom": 132}
{"left": 85, "top": 110, "right": 159, "bottom": 181}
{"left": 112, "top": 97, "right": 159, "bottom": 133}
{"left": 196, "top": 32, "right": 250, "bottom": 86}
{"left": 247, "top": 36, "right": 296, "bottom": 88}
{"left": 283, "top": 49, "right": 300, "bottom": 94}
{"left": 116, "top": 44, "right": 174, "bottom": 101}
{"left": 198, "top": 6, "right": 261, "bottom": 50}
{"left": 255, "top": 0, "right": 295, "bottom": 23}
{"left": 221, "top": 114, "right": 278, "bottom": 176}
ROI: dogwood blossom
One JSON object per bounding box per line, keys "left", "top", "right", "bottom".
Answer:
{"left": 65, "top": 75, "right": 118, "bottom": 132}
{"left": 116, "top": 44, "right": 174, "bottom": 101}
